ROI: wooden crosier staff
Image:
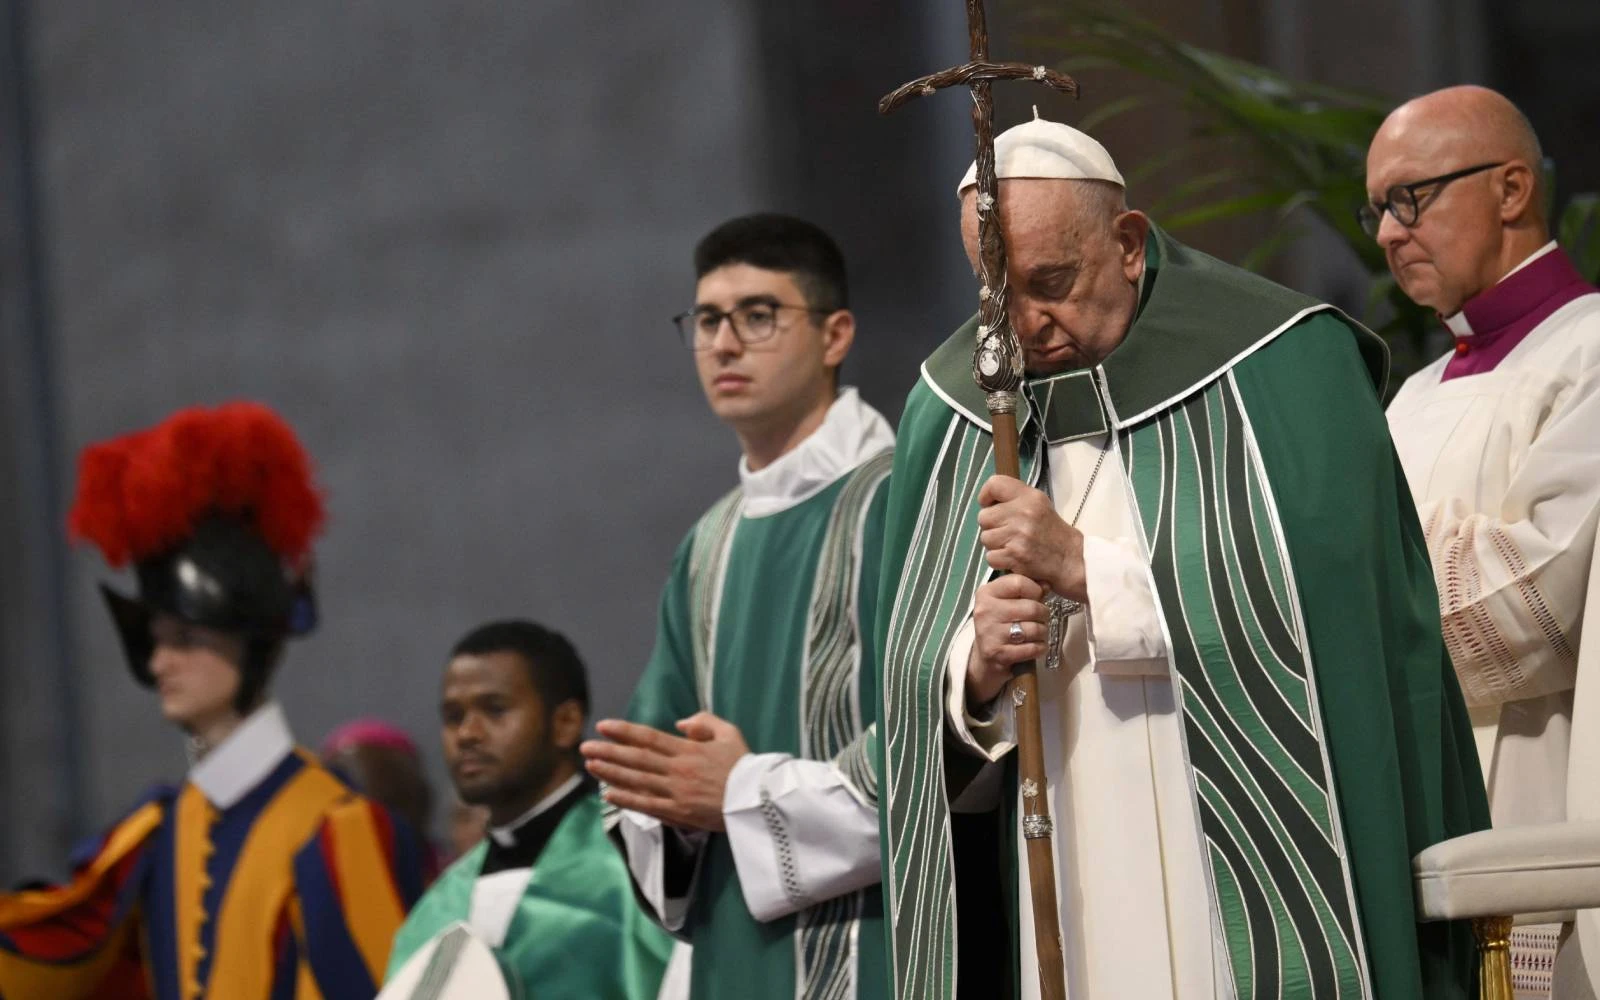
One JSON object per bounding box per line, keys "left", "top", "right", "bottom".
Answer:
{"left": 880, "top": 4, "right": 1077, "bottom": 999}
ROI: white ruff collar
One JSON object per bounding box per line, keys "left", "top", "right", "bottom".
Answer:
{"left": 189, "top": 701, "right": 297, "bottom": 809}
{"left": 737, "top": 387, "right": 894, "bottom": 518}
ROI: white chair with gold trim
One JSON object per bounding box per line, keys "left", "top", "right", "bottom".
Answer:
{"left": 1415, "top": 821, "right": 1600, "bottom": 999}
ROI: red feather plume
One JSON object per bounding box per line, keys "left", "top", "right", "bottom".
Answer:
{"left": 67, "top": 402, "right": 326, "bottom": 569}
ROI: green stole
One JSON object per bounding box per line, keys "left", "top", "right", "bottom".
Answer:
{"left": 876, "top": 226, "right": 1488, "bottom": 1000}
{"left": 387, "top": 795, "right": 672, "bottom": 999}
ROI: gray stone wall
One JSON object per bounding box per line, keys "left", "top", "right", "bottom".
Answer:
{"left": 11, "top": 0, "right": 775, "bottom": 873}
{"left": 1, "top": 0, "right": 970, "bottom": 874}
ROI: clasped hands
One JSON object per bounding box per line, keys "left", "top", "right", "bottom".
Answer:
{"left": 578, "top": 479, "right": 1081, "bottom": 821}
{"left": 967, "top": 476, "right": 1088, "bottom": 707}
{"left": 580, "top": 711, "right": 750, "bottom": 832}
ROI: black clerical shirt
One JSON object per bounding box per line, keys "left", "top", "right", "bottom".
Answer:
{"left": 479, "top": 774, "right": 595, "bottom": 876}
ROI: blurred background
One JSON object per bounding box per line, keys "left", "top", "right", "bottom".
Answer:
{"left": 2, "top": 0, "right": 1596, "bottom": 876}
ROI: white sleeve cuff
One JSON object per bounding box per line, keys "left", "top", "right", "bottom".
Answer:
{"left": 722, "top": 752, "right": 882, "bottom": 922}
{"left": 943, "top": 616, "right": 1017, "bottom": 761}
{"left": 614, "top": 808, "right": 706, "bottom": 931}
{"left": 1082, "top": 534, "right": 1171, "bottom": 676}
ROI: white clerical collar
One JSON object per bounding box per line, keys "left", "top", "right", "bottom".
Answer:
{"left": 189, "top": 701, "right": 296, "bottom": 810}
{"left": 1443, "top": 240, "right": 1559, "bottom": 337}
{"left": 737, "top": 387, "right": 895, "bottom": 518}
{"left": 487, "top": 773, "right": 584, "bottom": 848}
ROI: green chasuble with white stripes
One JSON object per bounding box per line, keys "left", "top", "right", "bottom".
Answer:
{"left": 875, "top": 226, "right": 1489, "bottom": 1000}
{"left": 623, "top": 415, "right": 893, "bottom": 1000}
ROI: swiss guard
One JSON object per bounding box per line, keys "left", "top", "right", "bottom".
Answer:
{"left": 0, "top": 401, "right": 424, "bottom": 999}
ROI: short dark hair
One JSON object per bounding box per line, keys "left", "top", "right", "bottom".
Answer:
{"left": 450, "top": 619, "right": 589, "bottom": 716}
{"left": 693, "top": 213, "right": 849, "bottom": 312}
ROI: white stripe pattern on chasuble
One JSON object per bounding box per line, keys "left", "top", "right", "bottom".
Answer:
{"left": 881, "top": 410, "right": 1048, "bottom": 1000}
{"left": 688, "top": 489, "right": 744, "bottom": 710}
{"left": 790, "top": 448, "right": 892, "bottom": 1000}
{"left": 882, "top": 415, "right": 977, "bottom": 1000}
{"left": 1115, "top": 422, "right": 1241, "bottom": 1000}
{"left": 1227, "top": 371, "right": 1375, "bottom": 994}
{"left": 1118, "top": 375, "right": 1370, "bottom": 998}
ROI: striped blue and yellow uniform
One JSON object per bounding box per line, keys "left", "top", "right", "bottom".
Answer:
{"left": 0, "top": 748, "right": 423, "bottom": 999}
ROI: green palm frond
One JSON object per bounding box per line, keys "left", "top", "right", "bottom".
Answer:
{"left": 1021, "top": 1, "right": 1598, "bottom": 376}
{"left": 1560, "top": 195, "right": 1600, "bottom": 282}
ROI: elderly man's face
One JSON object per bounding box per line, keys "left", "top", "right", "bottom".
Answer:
{"left": 1365, "top": 124, "right": 1513, "bottom": 316}
{"left": 961, "top": 180, "right": 1148, "bottom": 376}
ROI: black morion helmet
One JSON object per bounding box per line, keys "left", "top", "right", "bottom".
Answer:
{"left": 68, "top": 403, "right": 326, "bottom": 710}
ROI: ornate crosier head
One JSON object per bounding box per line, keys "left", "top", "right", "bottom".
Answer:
{"left": 973, "top": 319, "right": 1025, "bottom": 408}
{"left": 877, "top": 3, "right": 1076, "bottom": 410}
{"left": 971, "top": 184, "right": 1026, "bottom": 404}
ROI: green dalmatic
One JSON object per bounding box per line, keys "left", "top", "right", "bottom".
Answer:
{"left": 620, "top": 392, "right": 894, "bottom": 1000}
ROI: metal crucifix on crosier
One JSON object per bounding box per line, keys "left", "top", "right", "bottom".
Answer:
{"left": 879, "top": 3, "right": 1078, "bottom": 999}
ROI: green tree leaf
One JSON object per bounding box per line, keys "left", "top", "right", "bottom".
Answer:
{"left": 1021, "top": 0, "right": 1597, "bottom": 386}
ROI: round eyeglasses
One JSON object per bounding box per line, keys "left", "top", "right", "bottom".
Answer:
{"left": 1357, "top": 161, "right": 1505, "bottom": 238}
{"left": 671, "top": 301, "right": 829, "bottom": 351}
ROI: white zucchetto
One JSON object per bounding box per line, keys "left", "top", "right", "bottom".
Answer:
{"left": 957, "top": 112, "right": 1125, "bottom": 198}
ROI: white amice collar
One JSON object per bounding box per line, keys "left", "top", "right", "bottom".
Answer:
{"left": 189, "top": 701, "right": 296, "bottom": 809}
{"left": 737, "top": 387, "right": 895, "bottom": 518}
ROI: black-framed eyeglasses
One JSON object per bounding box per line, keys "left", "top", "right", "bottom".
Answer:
{"left": 1357, "top": 161, "right": 1505, "bottom": 238}
{"left": 670, "top": 300, "right": 830, "bottom": 351}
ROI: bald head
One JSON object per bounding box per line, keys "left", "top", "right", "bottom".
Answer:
{"left": 1374, "top": 86, "right": 1542, "bottom": 195}
{"left": 1366, "top": 86, "right": 1549, "bottom": 314}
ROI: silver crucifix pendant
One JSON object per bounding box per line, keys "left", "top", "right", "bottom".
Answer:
{"left": 1042, "top": 592, "right": 1081, "bottom": 671}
